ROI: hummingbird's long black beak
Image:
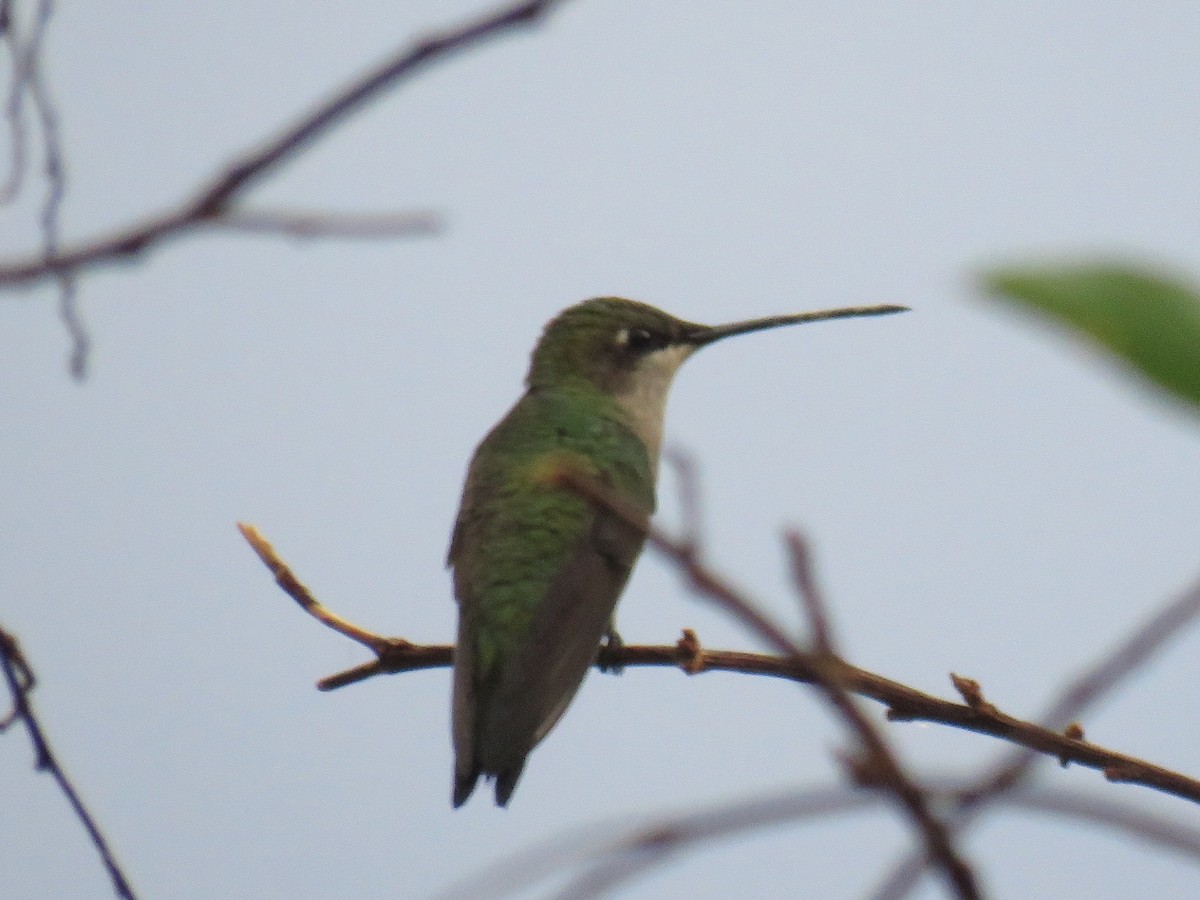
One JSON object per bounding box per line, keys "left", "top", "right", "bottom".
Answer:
{"left": 684, "top": 303, "right": 909, "bottom": 347}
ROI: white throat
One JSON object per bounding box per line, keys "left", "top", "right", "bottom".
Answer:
{"left": 612, "top": 344, "right": 694, "bottom": 473}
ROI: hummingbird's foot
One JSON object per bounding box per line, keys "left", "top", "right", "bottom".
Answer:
{"left": 597, "top": 628, "right": 625, "bottom": 675}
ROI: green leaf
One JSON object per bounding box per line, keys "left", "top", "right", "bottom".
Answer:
{"left": 982, "top": 261, "right": 1200, "bottom": 411}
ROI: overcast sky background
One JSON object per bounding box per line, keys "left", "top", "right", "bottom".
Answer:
{"left": 2, "top": 2, "right": 1200, "bottom": 898}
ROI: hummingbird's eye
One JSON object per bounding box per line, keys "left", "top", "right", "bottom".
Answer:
{"left": 623, "top": 327, "right": 660, "bottom": 352}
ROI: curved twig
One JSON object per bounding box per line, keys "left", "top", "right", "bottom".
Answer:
{"left": 872, "top": 574, "right": 1200, "bottom": 900}
{"left": 437, "top": 781, "right": 1200, "bottom": 900}
{"left": 0, "top": 0, "right": 568, "bottom": 291}
{"left": 556, "top": 469, "right": 980, "bottom": 898}
{"left": 238, "top": 520, "right": 1200, "bottom": 810}
{"left": 0, "top": 623, "right": 138, "bottom": 899}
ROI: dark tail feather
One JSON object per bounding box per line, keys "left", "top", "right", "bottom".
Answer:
{"left": 494, "top": 763, "right": 525, "bottom": 807}
{"left": 453, "top": 768, "right": 479, "bottom": 808}
{"left": 452, "top": 763, "right": 524, "bottom": 807}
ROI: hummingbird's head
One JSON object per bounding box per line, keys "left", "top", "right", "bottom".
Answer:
{"left": 525, "top": 296, "right": 908, "bottom": 462}
{"left": 526, "top": 297, "right": 716, "bottom": 466}
{"left": 527, "top": 297, "right": 700, "bottom": 395}
{"left": 526, "top": 298, "right": 703, "bottom": 464}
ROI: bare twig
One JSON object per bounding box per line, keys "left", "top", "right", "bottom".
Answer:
{"left": 542, "top": 787, "right": 870, "bottom": 900}
{"left": 25, "top": 0, "right": 83, "bottom": 377}
{"left": 440, "top": 779, "right": 1200, "bottom": 900}
{"left": 237, "top": 522, "right": 396, "bottom": 654}
{"left": 676, "top": 474, "right": 955, "bottom": 879}
{"left": 435, "top": 786, "right": 870, "bottom": 900}
{"left": 0, "top": 623, "right": 138, "bottom": 899}
{"left": 555, "top": 467, "right": 980, "bottom": 900}
{"left": 0, "top": 0, "right": 568, "bottom": 292}
{"left": 873, "top": 574, "right": 1200, "bottom": 900}
{"left": 237, "top": 521, "right": 1200, "bottom": 809}
{"left": 0, "top": 0, "right": 84, "bottom": 374}
{"left": 561, "top": 783, "right": 1200, "bottom": 900}
{"left": 664, "top": 448, "right": 704, "bottom": 553}
{"left": 238, "top": 519, "right": 1200, "bottom": 807}
{"left": 981, "top": 575, "right": 1200, "bottom": 799}
{"left": 785, "top": 529, "right": 836, "bottom": 652}
{"left": 0, "top": 0, "right": 29, "bottom": 204}
{"left": 0, "top": 0, "right": 56, "bottom": 207}
{"left": 215, "top": 208, "right": 441, "bottom": 239}
{"left": 243, "top": 494, "right": 974, "bottom": 897}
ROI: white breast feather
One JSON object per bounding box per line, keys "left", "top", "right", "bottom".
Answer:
{"left": 612, "top": 344, "right": 695, "bottom": 472}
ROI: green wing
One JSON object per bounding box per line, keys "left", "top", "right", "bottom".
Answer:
{"left": 449, "top": 388, "right": 654, "bottom": 805}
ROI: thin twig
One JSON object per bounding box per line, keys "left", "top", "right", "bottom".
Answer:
{"left": 440, "top": 779, "right": 1200, "bottom": 900}
{"left": 215, "top": 208, "right": 441, "bottom": 239}
{"left": 785, "top": 529, "right": 835, "bottom": 652}
{"left": 872, "top": 574, "right": 1200, "bottom": 900}
{"left": 250, "top": 475, "right": 969, "bottom": 897}
{"left": 0, "top": 0, "right": 29, "bottom": 204}
{"left": 435, "top": 787, "right": 870, "bottom": 900}
{"left": 0, "top": 0, "right": 569, "bottom": 290}
{"left": 237, "top": 522, "right": 395, "bottom": 654}
{"left": 547, "top": 787, "right": 870, "bottom": 900}
{"left": 664, "top": 448, "right": 704, "bottom": 553}
{"left": 4, "top": 0, "right": 87, "bottom": 377}
{"left": 554, "top": 467, "right": 980, "bottom": 900}
{"left": 237, "top": 522, "right": 1200, "bottom": 807}
{"left": 558, "top": 782, "right": 1200, "bottom": 900}
{"left": 23, "top": 0, "right": 86, "bottom": 378}
{"left": 982, "top": 575, "right": 1200, "bottom": 798}
{"left": 0, "top": 623, "right": 139, "bottom": 899}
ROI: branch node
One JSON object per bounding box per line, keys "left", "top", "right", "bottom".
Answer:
{"left": 1104, "top": 763, "right": 1141, "bottom": 785}
{"left": 674, "top": 628, "right": 706, "bottom": 675}
{"left": 1059, "top": 721, "right": 1086, "bottom": 767}
{"left": 950, "top": 672, "right": 999, "bottom": 716}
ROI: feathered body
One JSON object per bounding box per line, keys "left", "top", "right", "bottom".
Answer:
{"left": 446, "top": 295, "right": 906, "bottom": 806}
{"left": 449, "top": 298, "right": 692, "bottom": 806}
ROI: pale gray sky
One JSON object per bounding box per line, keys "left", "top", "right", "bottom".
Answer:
{"left": 2, "top": 2, "right": 1200, "bottom": 898}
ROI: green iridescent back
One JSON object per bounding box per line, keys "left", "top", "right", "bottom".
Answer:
{"left": 449, "top": 383, "right": 654, "bottom": 679}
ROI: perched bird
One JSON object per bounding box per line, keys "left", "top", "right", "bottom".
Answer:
{"left": 448, "top": 297, "right": 905, "bottom": 806}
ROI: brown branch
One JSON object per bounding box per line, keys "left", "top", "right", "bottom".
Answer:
{"left": 237, "top": 523, "right": 395, "bottom": 655}
{"left": 26, "top": 1, "right": 81, "bottom": 376}
{"left": 0, "top": 0, "right": 568, "bottom": 292}
{"left": 562, "top": 784, "right": 1200, "bottom": 900}
{"left": 548, "top": 787, "right": 871, "bottom": 900}
{"left": 0, "top": 0, "right": 58, "bottom": 208}
{"left": 239, "top": 508, "right": 976, "bottom": 898}
{"left": 0, "top": 0, "right": 30, "bottom": 204}
{"left": 555, "top": 468, "right": 979, "bottom": 900}
{"left": 0, "top": 6, "right": 20, "bottom": 200}
{"left": 215, "top": 209, "right": 442, "bottom": 239}
{"left": 238, "top": 522, "right": 1200, "bottom": 809}
{"left": 980, "top": 575, "right": 1200, "bottom": 799}
{"left": 441, "top": 781, "right": 1200, "bottom": 900}
{"left": 438, "top": 786, "right": 873, "bottom": 900}
{"left": 663, "top": 448, "right": 704, "bottom": 552}
{"left": 785, "top": 529, "right": 836, "bottom": 654}
{"left": 0, "top": 0, "right": 86, "bottom": 376}
{"left": 871, "top": 574, "right": 1200, "bottom": 900}
{"left": 0, "top": 623, "right": 139, "bottom": 899}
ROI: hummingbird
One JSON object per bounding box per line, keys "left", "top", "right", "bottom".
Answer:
{"left": 448, "top": 296, "right": 906, "bottom": 807}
